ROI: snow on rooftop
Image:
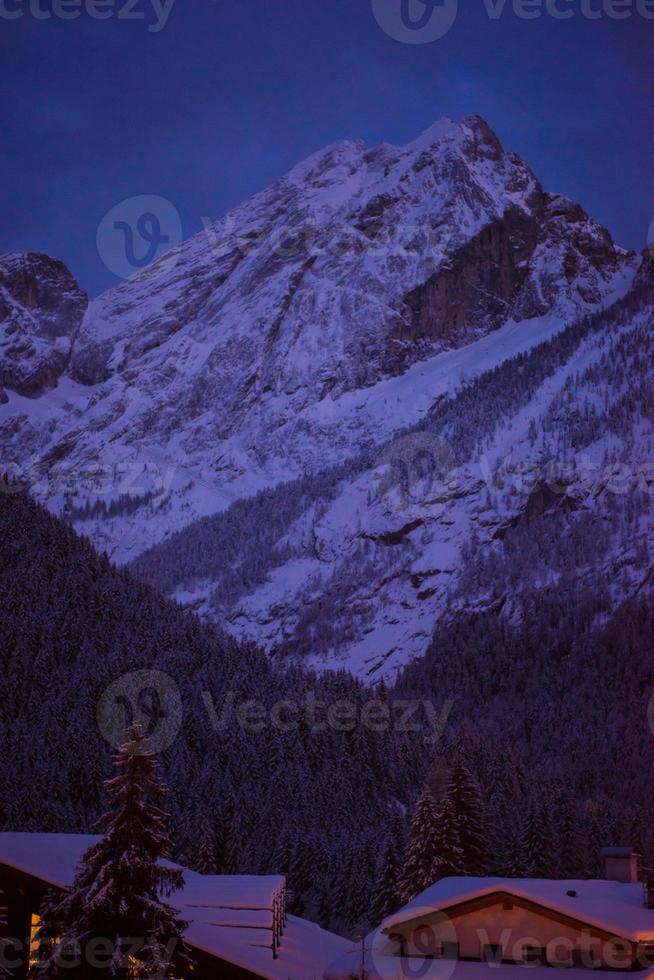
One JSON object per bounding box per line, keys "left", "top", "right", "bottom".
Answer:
{"left": 188, "top": 914, "right": 348, "bottom": 980}
{"left": 0, "top": 832, "right": 100, "bottom": 888}
{"left": 0, "top": 833, "right": 348, "bottom": 978}
{"left": 382, "top": 876, "right": 654, "bottom": 943}
{"left": 176, "top": 870, "right": 285, "bottom": 911}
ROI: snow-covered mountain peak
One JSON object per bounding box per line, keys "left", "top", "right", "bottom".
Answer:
{"left": 0, "top": 117, "right": 644, "bottom": 619}
{"left": 284, "top": 137, "right": 369, "bottom": 186}
{"left": 407, "top": 113, "right": 499, "bottom": 156}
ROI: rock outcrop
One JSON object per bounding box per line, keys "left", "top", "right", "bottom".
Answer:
{"left": 0, "top": 252, "right": 87, "bottom": 397}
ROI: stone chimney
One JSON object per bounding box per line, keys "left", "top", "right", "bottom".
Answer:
{"left": 601, "top": 847, "right": 639, "bottom": 884}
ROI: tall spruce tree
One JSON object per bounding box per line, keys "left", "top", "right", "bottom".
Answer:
{"left": 556, "top": 797, "right": 582, "bottom": 878}
{"left": 432, "top": 794, "right": 465, "bottom": 879}
{"left": 399, "top": 789, "right": 441, "bottom": 903}
{"left": 369, "top": 810, "right": 404, "bottom": 926}
{"left": 486, "top": 783, "right": 516, "bottom": 876}
{"left": 35, "top": 725, "right": 189, "bottom": 979}
{"left": 190, "top": 809, "right": 218, "bottom": 875}
{"left": 447, "top": 758, "right": 486, "bottom": 874}
{"left": 513, "top": 798, "right": 550, "bottom": 877}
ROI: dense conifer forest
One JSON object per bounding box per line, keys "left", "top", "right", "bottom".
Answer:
{"left": 3, "top": 489, "right": 654, "bottom": 933}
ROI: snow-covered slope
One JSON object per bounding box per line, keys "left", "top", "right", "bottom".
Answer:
{"left": 0, "top": 116, "right": 636, "bottom": 555}
{"left": 132, "top": 275, "right": 654, "bottom": 679}
{"left": 1, "top": 115, "right": 651, "bottom": 679}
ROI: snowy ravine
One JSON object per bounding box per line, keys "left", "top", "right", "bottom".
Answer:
{"left": 1, "top": 115, "right": 652, "bottom": 679}
{"left": 132, "top": 275, "right": 654, "bottom": 679}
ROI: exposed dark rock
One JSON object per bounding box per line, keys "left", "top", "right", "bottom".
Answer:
{"left": 396, "top": 204, "right": 541, "bottom": 356}
{"left": 0, "top": 252, "right": 87, "bottom": 396}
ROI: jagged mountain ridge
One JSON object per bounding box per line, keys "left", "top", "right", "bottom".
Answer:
{"left": 1, "top": 115, "right": 652, "bottom": 679}
{"left": 0, "top": 116, "right": 637, "bottom": 559}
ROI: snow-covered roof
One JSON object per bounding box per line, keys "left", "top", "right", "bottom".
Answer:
{"left": 187, "top": 913, "right": 348, "bottom": 980}
{"left": 0, "top": 832, "right": 100, "bottom": 888}
{"left": 178, "top": 871, "right": 284, "bottom": 911}
{"left": 0, "top": 833, "right": 348, "bottom": 979}
{"left": 382, "top": 876, "right": 654, "bottom": 943}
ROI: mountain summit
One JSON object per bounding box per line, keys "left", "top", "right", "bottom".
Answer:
{"left": 1, "top": 116, "right": 651, "bottom": 676}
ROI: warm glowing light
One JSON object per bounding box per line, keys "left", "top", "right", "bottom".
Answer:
{"left": 28, "top": 913, "right": 42, "bottom": 968}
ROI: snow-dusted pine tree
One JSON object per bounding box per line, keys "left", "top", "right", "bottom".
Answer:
{"left": 513, "top": 798, "right": 550, "bottom": 877}
{"left": 369, "top": 811, "right": 404, "bottom": 925}
{"left": 556, "top": 796, "right": 583, "bottom": 878}
{"left": 399, "top": 789, "right": 441, "bottom": 903}
{"left": 35, "top": 724, "right": 190, "bottom": 978}
{"left": 432, "top": 794, "right": 465, "bottom": 878}
{"left": 447, "top": 758, "right": 486, "bottom": 874}
{"left": 189, "top": 807, "right": 218, "bottom": 875}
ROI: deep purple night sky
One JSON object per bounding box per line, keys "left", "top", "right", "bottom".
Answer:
{"left": 1, "top": 0, "right": 652, "bottom": 296}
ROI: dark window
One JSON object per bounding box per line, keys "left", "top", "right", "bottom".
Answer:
{"left": 524, "top": 946, "right": 547, "bottom": 965}
{"left": 441, "top": 942, "right": 460, "bottom": 960}
{"left": 483, "top": 944, "right": 503, "bottom": 964}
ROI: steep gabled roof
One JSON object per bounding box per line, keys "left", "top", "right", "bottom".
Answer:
{"left": 0, "top": 832, "right": 348, "bottom": 980}
{"left": 382, "top": 876, "right": 654, "bottom": 942}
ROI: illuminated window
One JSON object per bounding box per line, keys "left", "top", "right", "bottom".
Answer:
{"left": 29, "top": 914, "right": 43, "bottom": 969}
{"left": 29, "top": 914, "right": 60, "bottom": 968}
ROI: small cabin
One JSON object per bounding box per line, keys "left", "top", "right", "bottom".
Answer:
{"left": 325, "top": 849, "right": 654, "bottom": 979}
{"left": 0, "top": 832, "right": 347, "bottom": 979}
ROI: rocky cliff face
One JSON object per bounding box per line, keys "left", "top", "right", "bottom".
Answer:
{"left": 0, "top": 116, "right": 643, "bottom": 613}
{"left": 396, "top": 187, "right": 626, "bottom": 359}
{"left": 398, "top": 204, "right": 541, "bottom": 354}
{"left": 0, "top": 253, "right": 88, "bottom": 398}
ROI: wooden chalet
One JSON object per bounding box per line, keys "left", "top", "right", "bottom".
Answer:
{"left": 0, "top": 833, "right": 347, "bottom": 979}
